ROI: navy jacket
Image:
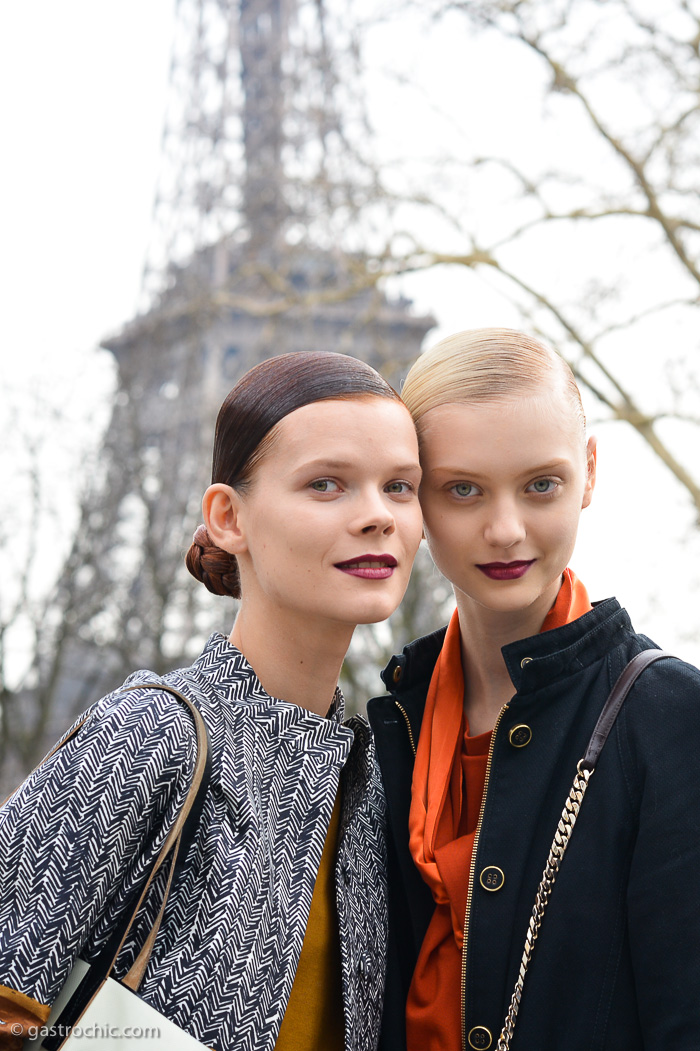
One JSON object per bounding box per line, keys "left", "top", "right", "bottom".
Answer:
{"left": 368, "top": 599, "right": 700, "bottom": 1051}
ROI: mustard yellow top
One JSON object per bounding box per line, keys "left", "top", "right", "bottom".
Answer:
{"left": 275, "top": 792, "right": 345, "bottom": 1051}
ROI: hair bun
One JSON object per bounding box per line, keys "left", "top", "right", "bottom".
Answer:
{"left": 192, "top": 523, "right": 210, "bottom": 549}
{"left": 185, "top": 524, "right": 241, "bottom": 599}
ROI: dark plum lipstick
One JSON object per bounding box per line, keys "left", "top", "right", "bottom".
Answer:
{"left": 477, "top": 560, "right": 535, "bottom": 581}
{"left": 334, "top": 554, "right": 398, "bottom": 579}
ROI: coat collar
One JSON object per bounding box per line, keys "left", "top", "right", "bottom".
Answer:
{"left": 502, "top": 599, "right": 634, "bottom": 692}
{"left": 189, "top": 632, "right": 347, "bottom": 725}
{"left": 382, "top": 599, "right": 634, "bottom": 699}
{"left": 380, "top": 625, "right": 446, "bottom": 696}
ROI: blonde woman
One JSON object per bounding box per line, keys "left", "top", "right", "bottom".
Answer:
{"left": 368, "top": 329, "right": 700, "bottom": 1051}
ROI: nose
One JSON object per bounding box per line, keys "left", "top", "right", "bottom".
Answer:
{"left": 353, "top": 489, "right": 396, "bottom": 536}
{"left": 482, "top": 497, "right": 526, "bottom": 550}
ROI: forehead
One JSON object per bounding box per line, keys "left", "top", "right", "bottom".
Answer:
{"left": 269, "top": 396, "right": 419, "bottom": 463}
{"left": 419, "top": 394, "right": 584, "bottom": 471}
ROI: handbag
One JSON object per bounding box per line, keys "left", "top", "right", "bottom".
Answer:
{"left": 495, "top": 649, "right": 674, "bottom": 1051}
{"left": 22, "top": 682, "right": 212, "bottom": 1051}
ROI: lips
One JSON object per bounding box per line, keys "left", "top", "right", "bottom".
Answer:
{"left": 476, "top": 560, "right": 535, "bottom": 581}
{"left": 334, "top": 554, "right": 398, "bottom": 580}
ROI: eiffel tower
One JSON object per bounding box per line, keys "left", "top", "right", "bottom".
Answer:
{"left": 12, "top": 0, "right": 433, "bottom": 785}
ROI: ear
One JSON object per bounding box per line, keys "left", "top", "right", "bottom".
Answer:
{"left": 202, "top": 484, "right": 248, "bottom": 555}
{"left": 581, "top": 435, "right": 597, "bottom": 509}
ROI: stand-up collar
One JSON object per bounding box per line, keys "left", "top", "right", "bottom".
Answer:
{"left": 381, "top": 625, "right": 447, "bottom": 695}
{"left": 382, "top": 600, "right": 634, "bottom": 699}
{"left": 502, "top": 598, "right": 631, "bottom": 692}
{"left": 190, "top": 632, "right": 346, "bottom": 724}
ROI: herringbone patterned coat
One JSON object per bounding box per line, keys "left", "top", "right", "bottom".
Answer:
{"left": 0, "top": 634, "right": 388, "bottom": 1051}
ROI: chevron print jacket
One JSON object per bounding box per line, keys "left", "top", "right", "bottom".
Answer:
{"left": 0, "top": 633, "right": 388, "bottom": 1051}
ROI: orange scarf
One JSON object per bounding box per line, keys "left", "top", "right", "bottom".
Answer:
{"left": 406, "top": 569, "right": 591, "bottom": 1051}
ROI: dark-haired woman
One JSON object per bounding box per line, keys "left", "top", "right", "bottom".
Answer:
{"left": 0, "top": 352, "right": 423, "bottom": 1051}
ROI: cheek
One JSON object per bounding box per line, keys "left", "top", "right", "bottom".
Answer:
{"left": 423, "top": 502, "right": 465, "bottom": 547}
{"left": 402, "top": 505, "right": 425, "bottom": 552}
{"left": 424, "top": 526, "right": 461, "bottom": 576}
{"left": 542, "top": 504, "right": 582, "bottom": 553}
{"left": 285, "top": 507, "right": 346, "bottom": 565}
{"left": 418, "top": 492, "right": 445, "bottom": 534}
{"left": 248, "top": 510, "right": 311, "bottom": 565}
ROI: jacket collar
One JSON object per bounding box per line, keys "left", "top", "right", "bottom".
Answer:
{"left": 382, "top": 599, "right": 632, "bottom": 698}
{"left": 189, "top": 632, "right": 346, "bottom": 724}
{"left": 502, "top": 598, "right": 631, "bottom": 692}
{"left": 380, "top": 625, "right": 446, "bottom": 696}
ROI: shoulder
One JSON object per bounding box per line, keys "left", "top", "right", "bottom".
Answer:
{"left": 85, "top": 672, "right": 201, "bottom": 754}
{"left": 615, "top": 643, "right": 700, "bottom": 709}
{"left": 615, "top": 648, "right": 700, "bottom": 769}
{"left": 576, "top": 605, "right": 700, "bottom": 730}
{"left": 20, "top": 670, "right": 203, "bottom": 807}
{"left": 629, "top": 652, "right": 700, "bottom": 714}
{"left": 0, "top": 672, "right": 204, "bottom": 859}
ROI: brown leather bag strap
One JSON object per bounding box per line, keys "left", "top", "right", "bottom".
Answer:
{"left": 579, "top": 649, "right": 674, "bottom": 772}
{"left": 107, "top": 683, "right": 210, "bottom": 988}
{"left": 38, "top": 681, "right": 211, "bottom": 1051}
{"left": 120, "top": 837, "right": 183, "bottom": 991}
{"left": 40, "top": 682, "right": 209, "bottom": 988}
{"left": 120, "top": 683, "right": 210, "bottom": 878}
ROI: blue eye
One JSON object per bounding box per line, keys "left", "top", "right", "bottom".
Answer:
{"left": 451, "top": 482, "right": 479, "bottom": 498}
{"left": 529, "top": 478, "right": 557, "bottom": 494}
{"left": 310, "top": 479, "right": 340, "bottom": 493}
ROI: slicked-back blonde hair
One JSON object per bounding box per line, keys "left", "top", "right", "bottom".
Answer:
{"left": 402, "top": 327, "right": 585, "bottom": 437}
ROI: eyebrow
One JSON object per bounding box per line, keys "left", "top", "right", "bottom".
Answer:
{"left": 526, "top": 460, "right": 574, "bottom": 475}
{"left": 295, "top": 458, "right": 421, "bottom": 474}
{"left": 427, "top": 459, "right": 573, "bottom": 478}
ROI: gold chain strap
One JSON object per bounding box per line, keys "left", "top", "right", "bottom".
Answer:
{"left": 496, "top": 763, "right": 593, "bottom": 1051}
{"left": 488, "top": 649, "right": 672, "bottom": 1049}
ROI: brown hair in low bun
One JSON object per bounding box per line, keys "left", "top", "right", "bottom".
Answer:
{"left": 185, "top": 351, "right": 402, "bottom": 599}
{"left": 186, "top": 524, "right": 242, "bottom": 598}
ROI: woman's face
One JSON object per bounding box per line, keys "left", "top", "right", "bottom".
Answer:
{"left": 418, "top": 391, "right": 596, "bottom": 623}
{"left": 230, "top": 396, "right": 423, "bottom": 629}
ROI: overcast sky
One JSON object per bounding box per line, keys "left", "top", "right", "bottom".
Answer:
{"left": 2, "top": 0, "right": 699, "bottom": 670}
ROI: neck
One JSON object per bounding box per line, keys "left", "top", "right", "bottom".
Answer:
{"left": 229, "top": 598, "right": 353, "bottom": 717}
{"left": 455, "top": 582, "right": 559, "bottom": 735}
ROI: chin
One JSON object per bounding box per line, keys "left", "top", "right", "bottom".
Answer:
{"left": 463, "top": 582, "right": 538, "bottom": 614}
{"left": 352, "top": 599, "right": 398, "bottom": 626}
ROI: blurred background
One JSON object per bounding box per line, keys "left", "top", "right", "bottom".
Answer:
{"left": 1, "top": 0, "right": 699, "bottom": 791}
